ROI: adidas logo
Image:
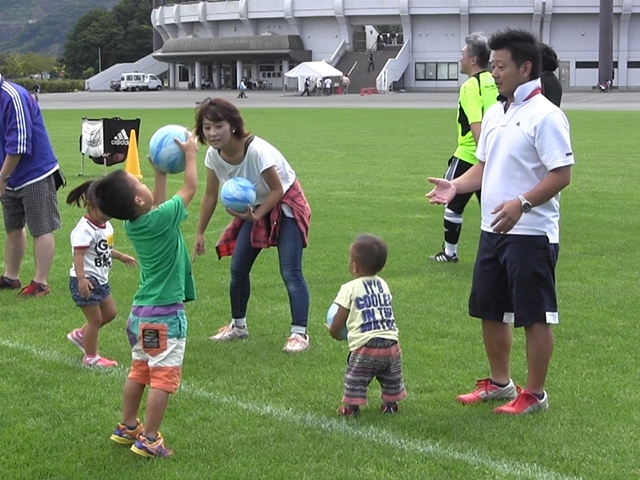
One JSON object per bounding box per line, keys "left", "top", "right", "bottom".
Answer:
{"left": 111, "top": 129, "right": 129, "bottom": 146}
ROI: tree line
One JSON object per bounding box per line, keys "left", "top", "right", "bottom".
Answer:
{"left": 0, "top": 0, "right": 152, "bottom": 80}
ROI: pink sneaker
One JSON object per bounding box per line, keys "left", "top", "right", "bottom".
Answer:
{"left": 67, "top": 328, "right": 85, "bottom": 354}
{"left": 83, "top": 354, "right": 118, "bottom": 368}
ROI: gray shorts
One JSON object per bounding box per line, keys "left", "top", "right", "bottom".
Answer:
{"left": 1, "top": 174, "right": 61, "bottom": 236}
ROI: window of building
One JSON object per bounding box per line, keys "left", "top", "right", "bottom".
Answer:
{"left": 576, "top": 61, "right": 618, "bottom": 69}
{"left": 178, "top": 65, "right": 190, "bottom": 82}
{"left": 415, "top": 62, "right": 458, "bottom": 81}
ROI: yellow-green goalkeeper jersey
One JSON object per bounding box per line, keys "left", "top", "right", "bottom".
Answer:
{"left": 453, "top": 71, "right": 498, "bottom": 165}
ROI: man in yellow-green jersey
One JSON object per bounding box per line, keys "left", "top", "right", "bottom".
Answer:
{"left": 429, "top": 33, "right": 499, "bottom": 263}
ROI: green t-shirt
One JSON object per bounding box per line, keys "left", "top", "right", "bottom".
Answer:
{"left": 124, "top": 195, "right": 196, "bottom": 306}
{"left": 453, "top": 71, "right": 499, "bottom": 165}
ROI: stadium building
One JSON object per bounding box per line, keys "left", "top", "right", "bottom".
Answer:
{"left": 150, "top": 0, "right": 640, "bottom": 91}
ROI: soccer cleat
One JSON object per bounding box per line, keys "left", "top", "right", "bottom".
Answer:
{"left": 130, "top": 433, "right": 173, "bottom": 458}
{"left": 66, "top": 328, "right": 86, "bottom": 354}
{"left": 83, "top": 354, "right": 118, "bottom": 368}
{"left": 456, "top": 378, "right": 519, "bottom": 405}
{"left": 428, "top": 251, "right": 459, "bottom": 263}
{"left": 493, "top": 389, "right": 549, "bottom": 415}
{"left": 110, "top": 420, "right": 144, "bottom": 445}
{"left": 381, "top": 402, "right": 399, "bottom": 414}
{"left": 0, "top": 276, "right": 21, "bottom": 290}
{"left": 282, "top": 333, "right": 310, "bottom": 353}
{"left": 17, "top": 280, "right": 50, "bottom": 297}
{"left": 337, "top": 405, "right": 360, "bottom": 417}
{"left": 209, "top": 323, "right": 249, "bottom": 342}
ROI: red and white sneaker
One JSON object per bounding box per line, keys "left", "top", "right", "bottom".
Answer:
{"left": 83, "top": 354, "right": 118, "bottom": 368}
{"left": 493, "top": 389, "right": 548, "bottom": 415}
{"left": 209, "top": 323, "right": 248, "bottom": 342}
{"left": 456, "top": 378, "right": 518, "bottom": 405}
{"left": 282, "top": 333, "right": 310, "bottom": 353}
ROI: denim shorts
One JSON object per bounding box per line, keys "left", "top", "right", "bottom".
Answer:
{"left": 69, "top": 276, "right": 111, "bottom": 306}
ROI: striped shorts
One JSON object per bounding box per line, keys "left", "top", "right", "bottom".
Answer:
{"left": 342, "top": 338, "right": 406, "bottom": 406}
{"left": 126, "top": 304, "right": 187, "bottom": 394}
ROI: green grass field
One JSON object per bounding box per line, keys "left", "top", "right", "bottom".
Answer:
{"left": 1, "top": 106, "right": 639, "bottom": 480}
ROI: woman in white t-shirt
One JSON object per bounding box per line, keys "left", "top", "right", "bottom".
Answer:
{"left": 193, "top": 97, "right": 312, "bottom": 353}
{"left": 65, "top": 181, "right": 137, "bottom": 368}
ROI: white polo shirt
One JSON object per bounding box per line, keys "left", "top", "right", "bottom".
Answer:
{"left": 476, "top": 79, "right": 574, "bottom": 243}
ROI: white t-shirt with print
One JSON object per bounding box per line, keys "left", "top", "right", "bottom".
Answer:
{"left": 69, "top": 216, "right": 114, "bottom": 285}
{"left": 204, "top": 135, "right": 296, "bottom": 212}
{"left": 476, "top": 79, "right": 575, "bottom": 243}
{"left": 333, "top": 275, "right": 399, "bottom": 351}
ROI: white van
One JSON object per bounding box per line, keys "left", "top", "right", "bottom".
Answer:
{"left": 119, "top": 73, "right": 163, "bottom": 91}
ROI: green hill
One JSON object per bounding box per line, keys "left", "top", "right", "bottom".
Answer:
{"left": 0, "top": 0, "right": 119, "bottom": 57}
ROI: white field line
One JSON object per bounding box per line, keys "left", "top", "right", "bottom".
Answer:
{"left": 0, "top": 339, "right": 583, "bottom": 480}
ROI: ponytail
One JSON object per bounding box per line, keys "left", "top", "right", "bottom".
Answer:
{"left": 66, "top": 181, "right": 95, "bottom": 208}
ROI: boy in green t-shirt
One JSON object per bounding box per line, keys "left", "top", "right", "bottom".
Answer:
{"left": 91, "top": 131, "right": 198, "bottom": 458}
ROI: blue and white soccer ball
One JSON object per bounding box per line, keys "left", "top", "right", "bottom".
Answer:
{"left": 149, "top": 125, "right": 188, "bottom": 174}
{"left": 220, "top": 177, "right": 257, "bottom": 213}
{"left": 326, "top": 302, "right": 347, "bottom": 340}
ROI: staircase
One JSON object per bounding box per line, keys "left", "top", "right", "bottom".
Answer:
{"left": 335, "top": 45, "right": 402, "bottom": 94}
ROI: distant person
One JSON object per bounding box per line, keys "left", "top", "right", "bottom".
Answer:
{"left": 428, "top": 33, "right": 498, "bottom": 263}
{"left": 66, "top": 181, "right": 137, "bottom": 368}
{"left": 104, "top": 132, "right": 198, "bottom": 457}
{"left": 315, "top": 77, "right": 323, "bottom": 96}
{"left": 376, "top": 34, "right": 384, "bottom": 51}
{"left": 32, "top": 83, "right": 41, "bottom": 103}
{"left": 0, "top": 73, "right": 64, "bottom": 297}
{"left": 328, "top": 234, "right": 406, "bottom": 416}
{"left": 367, "top": 52, "right": 375, "bottom": 73}
{"left": 538, "top": 43, "right": 562, "bottom": 107}
{"left": 342, "top": 75, "right": 350, "bottom": 94}
{"left": 390, "top": 32, "right": 398, "bottom": 45}
{"left": 323, "top": 77, "right": 333, "bottom": 95}
{"left": 237, "top": 79, "right": 248, "bottom": 99}
{"left": 301, "top": 77, "right": 311, "bottom": 96}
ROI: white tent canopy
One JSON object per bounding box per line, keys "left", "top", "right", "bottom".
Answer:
{"left": 285, "top": 61, "right": 344, "bottom": 79}
{"left": 285, "top": 61, "right": 344, "bottom": 92}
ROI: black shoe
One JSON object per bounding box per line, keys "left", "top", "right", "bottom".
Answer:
{"left": 381, "top": 402, "right": 398, "bottom": 414}
{"left": 0, "top": 276, "right": 21, "bottom": 290}
{"left": 428, "top": 251, "right": 459, "bottom": 263}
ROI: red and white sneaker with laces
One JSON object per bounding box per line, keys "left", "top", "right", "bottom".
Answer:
{"left": 456, "top": 378, "right": 518, "bottom": 405}
{"left": 209, "top": 323, "right": 248, "bottom": 342}
{"left": 282, "top": 333, "right": 310, "bottom": 353}
{"left": 493, "top": 389, "right": 548, "bottom": 415}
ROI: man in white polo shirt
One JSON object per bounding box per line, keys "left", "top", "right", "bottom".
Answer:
{"left": 426, "top": 28, "right": 574, "bottom": 415}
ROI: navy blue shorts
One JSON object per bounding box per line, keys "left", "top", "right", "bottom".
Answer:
{"left": 469, "top": 232, "right": 559, "bottom": 328}
{"left": 69, "top": 276, "right": 111, "bottom": 306}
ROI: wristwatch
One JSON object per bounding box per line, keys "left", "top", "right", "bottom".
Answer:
{"left": 518, "top": 195, "right": 532, "bottom": 213}
{"left": 0, "top": 171, "right": 9, "bottom": 181}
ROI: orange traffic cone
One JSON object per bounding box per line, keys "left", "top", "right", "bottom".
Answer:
{"left": 367, "top": 86, "right": 371, "bottom": 95}
{"left": 124, "top": 129, "right": 142, "bottom": 179}
{"left": 360, "top": 86, "right": 365, "bottom": 96}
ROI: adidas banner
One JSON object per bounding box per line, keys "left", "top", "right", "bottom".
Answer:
{"left": 103, "top": 118, "right": 141, "bottom": 156}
